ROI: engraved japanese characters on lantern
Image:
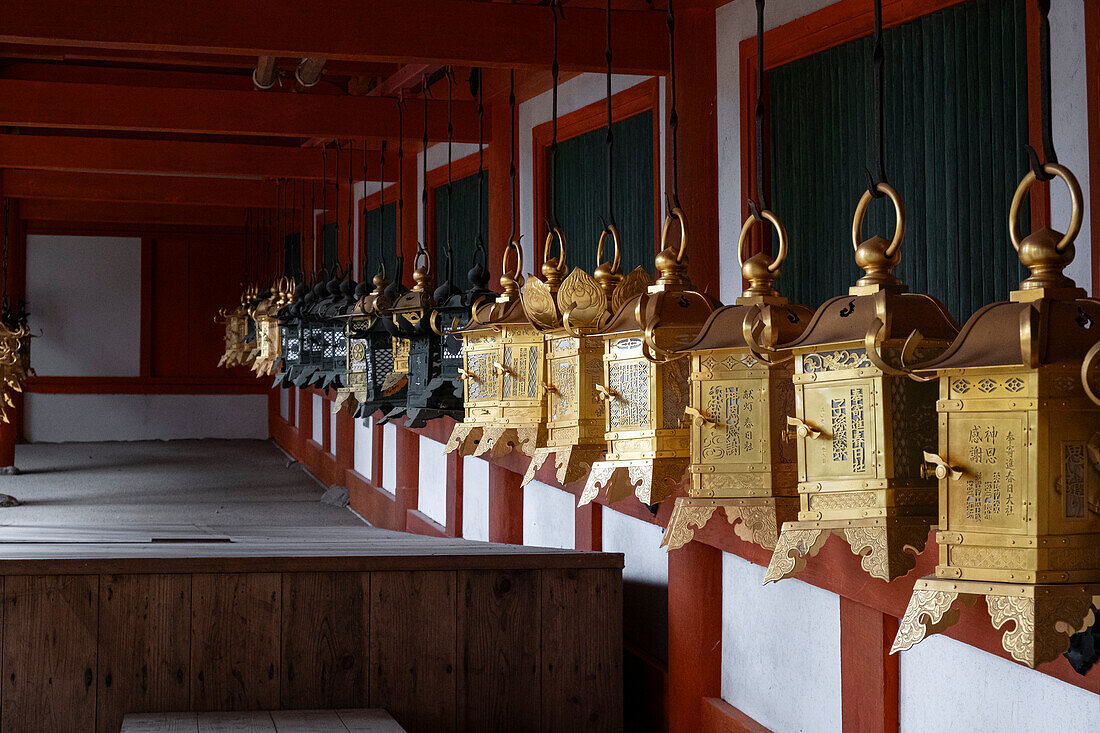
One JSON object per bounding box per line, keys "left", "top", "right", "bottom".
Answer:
{"left": 521, "top": 225, "right": 653, "bottom": 487}
{"left": 891, "top": 164, "right": 1100, "bottom": 668}
{"left": 762, "top": 184, "right": 960, "bottom": 584}
{"left": 580, "top": 209, "right": 719, "bottom": 508}
{"left": 443, "top": 242, "right": 525, "bottom": 456}
{"left": 663, "top": 210, "right": 811, "bottom": 551}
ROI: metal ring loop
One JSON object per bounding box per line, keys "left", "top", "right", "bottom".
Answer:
{"left": 660, "top": 207, "right": 688, "bottom": 263}
{"left": 1009, "top": 163, "right": 1083, "bottom": 253}
{"left": 414, "top": 249, "right": 432, "bottom": 277}
{"left": 596, "top": 224, "right": 623, "bottom": 273}
{"left": 737, "top": 209, "right": 789, "bottom": 274}
{"left": 543, "top": 227, "right": 567, "bottom": 272}
{"left": 852, "top": 182, "right": 905, "bottom": 257}
{"left": 502, "top": 240, "right": 524, "bottom": 280}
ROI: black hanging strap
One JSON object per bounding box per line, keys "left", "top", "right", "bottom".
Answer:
{"left": 548, "top": 0, "right": 563, "bottom": 231}
{"left": 474, "top": 68, "right": 486, "bottom": 264}
{"left": 605, "top": 0, "right": 616, "bottom": 231}
{"left": 509, "top": 69, "right": 518, "bottom": 243}
{"left": 1027, "top": 0, "right": 1057, "bottom": 181}
{"left": 752, "top": 0, "right": 768, "bottom": 212}
{"left": 379, "top": 141, "right": 387, "bottom": 275}
{"left": 420, "top": 75, "right": 430, "bottom": 264}
{"left": 445, "top": 65, "right": 456, "bottom": 284}
{"left": 866, "top": 0, "right": 888, "bottom": 197}
{"left": 397, "top": 96, "right": 405, "bottom": 278}
{"left": 667, "top": 2, "right": 680, "bottom": 212}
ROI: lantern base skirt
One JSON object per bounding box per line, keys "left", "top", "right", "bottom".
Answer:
{"left": 764, "top": 516, "right": 933, "bottom": 584}
{"left": 578, "top": 458, "right": 689, "bottom": 508}
{"left": 471, "top": 423, "right": 545, "bottom": 459}
{"left": 935, "top": 531, "right": 1100, "bottom": 585}
{"left": 662, "top": 496, "right": 800, "bottom": 551}
{"left": 522, "top": 444, "right": 606, "bottom": 488}
{"left": 891, "top": 576, "right": 1100, "bottom": 668}
{"left": 403, "top": 406, "right": 464, "bottom": 429}
{"left": 444, "top": 423, "right": 485, "bottom": 456}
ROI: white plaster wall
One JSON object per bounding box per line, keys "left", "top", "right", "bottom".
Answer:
{"left": 1051, "top": 0, "right": 1091, "bottom": 290}
{"left": 294, "top": 388, "right": 301, "bottom": 428}
{"left": 716, "top": 0, "right": 1093, "bottom": 301}
{"left": 522, "top": 479, "right": 575, "bottom": 550}
{"left": 721, "top": 552, "right": 842, "bottom": 733}
{"left": 898, "top": 633, "right": 1097, "bottom": 732}
{"left": 328, "top": 405, "right": 337, "bottom": 455}
{"left": 25, "top": 394, "right": 267, "bottom": 442}
{"left": 382, "top": 422, "right": 397, "bottom": 491}
{"left": 311, "top": 394, "right": 323, "bottom": 446}
{"left": 461, "top": 455, "right": 489, "bottom": 541}
{"left": 26, "top": 235, "right": 142, "bottom": 376}
{"left": 602, "top": 509, "right": 668, "bottom": 662}
{"left": 353, "top": 415, "right": 372, "bottom": 478}
{"left": 279, "top": 389, "right": 289, "bottom": 420}
{"left": 417, "top": 436, "right": 448, "bottom": 526}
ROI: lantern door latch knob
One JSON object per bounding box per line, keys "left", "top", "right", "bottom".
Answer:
{"left": 684, "top": 406, "right": 715, "bottom": 427}
{"left": 543, "top": 383, "right": 559, "bottom": 394}
{"left": 596, "top": 384, "right": 619, "bottom": 401}
{"left": 784, "top": 416, "right": 822, "bottom": 442}
{"left": 492, "top": 361, "right": 513, "bottom": 377}
{"left": 921, "top": 451, "right": 963, "bottom": 481}
{"left": 457, "top": 368, "right": 477, "bottom": 382}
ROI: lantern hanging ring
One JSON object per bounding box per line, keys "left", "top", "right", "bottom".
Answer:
{"left": 660, "top": 206, "right": 688, "bottom": 264}
{"left": 737, "top": 209, "right": 788, "bottom": 273}
{"left": 1081, "top": 341, "right": 1100, "bottom": 407}
{"left": 596, "top": 224, "right": 622, "bottom": 272}
{"left": 852, "top": 182, "right": 905, "bottom": 257}
{"left": 1008, "top": 163, "right": 1082, "bottom": 253}
{"left": 740, "top": 305, "right": 795, "bottom": 365}
{"left": 543, "top": 226, "right": 567, "bottom": 273}
{"left": 503, "top": 239, "right": 524, "bottom": 282}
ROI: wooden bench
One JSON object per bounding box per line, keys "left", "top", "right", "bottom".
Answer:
{"left": 121, "top": 708, "right": 404, "bottom": 732}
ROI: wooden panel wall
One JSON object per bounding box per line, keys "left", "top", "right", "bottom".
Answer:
{"left": 0, "top": 569, "right": 622, "bottom": 733}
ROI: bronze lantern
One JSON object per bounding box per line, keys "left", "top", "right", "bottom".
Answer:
{"left": 891, "top": 164, "right": 1100, "bottom": 668}
{"left": 521, "top": 226, "right": 652, "bottom": 486}
{"left": 444, "top": 242, "right": 525, "bottom": 457}
{"left": 761, "top": 184, "right": 960, "bottom": 584}
{"left": 217, "top": 285, "right": 258, "bottom": 369}
{"left": 336, "top": 268, "right": 407, "bottom": 420}
{"left": 253, "top": 277, "right": 294, "bottom": 378}
{"left": 0, "top": 300, "right": 32, "bottom": 425}
{"left": 579, "top": 209, "right": 720, "bottom": 508}
{"left": 663, "top": 211, "right": 812, "bottom": 551}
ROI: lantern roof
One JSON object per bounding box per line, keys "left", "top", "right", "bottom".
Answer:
{"left": 688, "top": 301, "right": 814, "bottom": 353}
{"left": 783, "top": 289, "right": 958, "bottom": 351}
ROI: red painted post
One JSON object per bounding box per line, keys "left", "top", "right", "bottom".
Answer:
{"left": 335, "top": 404, "right": 354, "bottom": 475}
{"left": 444, "top": 450, "right": 464, "bottom": 537}
{"left": 840, "top": 597, "right": 900, "bottom": 733}
{"left": 575, "top": 502, "right": 603, "bottom": 551}
{"left": 394, "top": 425, "right": 420, "bottom": 531}
{"left": 487, "top": 463, "right": 523, "bottom": 544}
{"left": 668, "top": 540, "right": 722, "bottom": 733}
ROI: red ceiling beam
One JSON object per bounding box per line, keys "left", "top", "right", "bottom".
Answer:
{"left": 0, "top": 79, "right": 483, "bottom": 142}
{"left": 0, "top": 0, "right": 669, "bottom": 75}
{"left": 0, "top": 135, "right": 397, "bottom": 181}
{"left": 20, "top": 199, "right": 246, "bottom": 228}
{"left": 1, "top": 170, "right": 309, "bottom": 208}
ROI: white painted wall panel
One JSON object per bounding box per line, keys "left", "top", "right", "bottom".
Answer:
{"left": 353, "top": 416, "right": 372, "bottom": 478}
{"left": 522, "top": 479, "right": 574, "bottom": 550}
{"left": 462, "top": 455, "right": 489, "bottom": 541}
{"left": 293, "top": 388, "right": 301, "bottom": 427}
{"left": 328, "top": 404, "right": 337, "bottom": 455}
{"left": 721, "top": 552, "right": 841, "bottom": 733}
{"left": 26, "top": 235, "right": 142, "bottom": 376}
{"left": 25, "top": 394, "right": 267, "bottom": 442}
{"left": 417, "top": 437, "right": 448, "bottom": 526}
{"left": 382, "top": 422, "right": 397, "bottom": 491}
{"left": 311, "top": 394, "right": 323, "bottom": 446}
{"left": 279, "top": 388, "right": 289, "bottom": 420}
{"left": 602, "top": 510, "right": 668, "bottom": 662}
{"left": 898, "top": 633, "right": 1096, "bottom": 733}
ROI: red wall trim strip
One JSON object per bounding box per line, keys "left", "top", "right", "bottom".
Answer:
{"left": 27, "top": 376, "right": 269, "bottom": 394}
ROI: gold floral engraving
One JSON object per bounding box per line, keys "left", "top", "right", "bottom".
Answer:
{"left": 763, "top": 527, "right": 829, "bottom": 584}
{"left": 726, "top": 505, "right": 781, "bottom": 549}
{"left": 891, "top": 589, "right": 963, "bottom": 653}
{"left": 520, "top": 276, "right": 558, "bottom": 330}
{"left": 661, "top": 502, "right": 717, "bottom": 550}
{"left": 802, "top": 349, "right": 872, "bottom": 374}
{"left": 558, "top": 268, "right": 608, "bottom": 329}
{"left": 612, "top": 267, "right": 655, "bottom": 313}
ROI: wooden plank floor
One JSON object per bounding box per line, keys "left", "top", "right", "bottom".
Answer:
{"left": 122, "top": 708, "right": 405, "bottom": 732}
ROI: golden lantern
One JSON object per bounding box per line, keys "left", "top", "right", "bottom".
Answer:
{"left": 444, "top": 241, "right": 526, "bottom": 456}
{"left": 891, "top": 164, "right": 1100, "bottom": 668}
{"left": 761, "top": 184, "right": 960, "bottom": 583}
{"left": 252, "top": 277, "right": 294, "bottom": 377}
{"left": 662, "top": 211, "right": 812, "bottom": 551}
{"left": 0, "top": 309, "right": 32, "bottom": 425}
{"left": 579, "top": 209, "right": 719, "bottom": 507}
{"left": 216, "top": 285, "right": 258, "bottom": 368}
{"left": 520, "top": 227, "right": 653, "bottom": 485}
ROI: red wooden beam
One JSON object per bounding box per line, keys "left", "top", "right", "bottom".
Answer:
{"left": 0, "top": 79, "right": 483, "bottom": 142}
{"left": 3, "top": 170, "right": 299, "bottom": 208}
{"left": 0, "top": 0, "right": 668, "bottom": 75}
{"left": 19, "top": 199, "right": 246, "bottom": 227}
{"left": 0, "top": 135, "right": 396, "bottom": 181}
{"left": 840, "top": 598, "right": 900, "bottom": 733}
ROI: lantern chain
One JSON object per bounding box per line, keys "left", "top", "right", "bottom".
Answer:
{"left": 752, "top": 0, "right": 768, "bottom": 213}
{"left": 605, "top": 0, "right": 616, "bottom": 232}
{"left": 667, "top": 1, "right": 680, "bottom": 213}
{"left": 866, "top": 0, "right": 889, "bottom": 198}
{"left": 1027, "top": 0, "right": 1057, "bottom": 182}
{"left": 475, "top": 67, "right": 486, "bottom": 267}
{"left": 548, "top": 0, "right": 563, "bottom": 231}
{"left": 445, "top": 65, "right": 456, "bottom": 285}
